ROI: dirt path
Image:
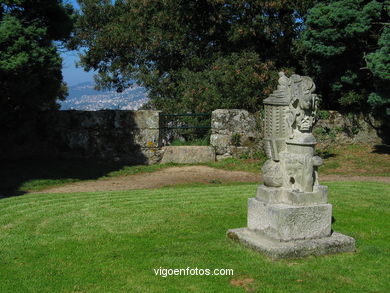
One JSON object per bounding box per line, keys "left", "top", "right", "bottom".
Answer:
{"left": 34, "top": 166, "right": 390, "bottom": 194}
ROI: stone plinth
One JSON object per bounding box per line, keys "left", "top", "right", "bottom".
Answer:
{"left": 256, "top": 184, "right": 328, "bottom": 205}
{"left": 247, "top": 198, "right": 332, "bottom": 241}
{"left": 228, "top": 187, "right": 355, "bottom": 259}
{"left": 227, "top": 228, "right": 355, "bottom": 259}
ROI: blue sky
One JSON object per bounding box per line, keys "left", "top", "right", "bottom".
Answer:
{"left": 61, "top": 0, "right": 95, "bottom": 86}
{"left": 62, "top": 50, "right": 95, "bottom": 86}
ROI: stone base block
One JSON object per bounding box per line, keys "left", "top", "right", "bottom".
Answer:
{"left": 256, "top": 184, "right": 328, "bottom": 205}
{"left": 160, "top": 146, "right": 215, "bottom": 164}
{"left": 248, "top": 198, "right": 332, "bottom": 241}
{"left": 227, "top": 228, "right": 355, "bottom": 259}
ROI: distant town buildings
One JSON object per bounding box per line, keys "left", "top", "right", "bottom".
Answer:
{"left": 59, "top": 82, "right": 149, "bottom": 111}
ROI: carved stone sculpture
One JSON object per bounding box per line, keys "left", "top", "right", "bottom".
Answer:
{"left": 227, "top": 72, "right": 356, "bottom": 259}
{"left": 263, "top": 72, "right": 321, "bottom": 193}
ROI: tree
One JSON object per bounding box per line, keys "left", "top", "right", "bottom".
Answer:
{"left": 366, "top": 24, "right": 390, "bottom": 119}
{"left": 0, "top": 0, "right": 74, "bottom": 115}
{"left": 70, "top": 0, "right": 315, "bottom": 113}
{"left": 301, "top": 0, "right": 389, "bottom": 117}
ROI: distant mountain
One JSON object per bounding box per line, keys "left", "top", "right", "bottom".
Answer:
{"left": 59, "top": 82, "right": 149, "bottom": 111}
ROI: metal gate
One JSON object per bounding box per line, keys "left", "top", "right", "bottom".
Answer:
{"left": 159, "top": 113, "right": 211, "bottom": 145}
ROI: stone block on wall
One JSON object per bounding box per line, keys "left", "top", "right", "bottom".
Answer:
{"left": 132, "top": 110, "right": 161, "bottom": 129}
{"left": 210, "top": 134, "right": 231, "bottom": 155}
{"left": 211, "top": 109, "right": 262, "bottom": 159}
{"left": 131, "top": 129, "right": 161, "bottom": 148}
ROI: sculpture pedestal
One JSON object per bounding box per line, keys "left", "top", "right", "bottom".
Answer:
{"left": 227, "top": 228, "right": 355, "bottom": 259}
{"left": 227, "top": 185, "right": 356, "bottom": 259}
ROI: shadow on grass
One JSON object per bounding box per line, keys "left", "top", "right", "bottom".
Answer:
{"left": 0, "top": 158, "right": 131, "bottom": 198}
{"left": 316, "top": 149, "right": 337, "bottom": 159}
{"left": 372, "top": 144, "right": 390, "bottom": 155}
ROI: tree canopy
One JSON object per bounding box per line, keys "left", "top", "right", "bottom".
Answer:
{"left": 0, "top": 0, "right": 74, "bottom": 115}
{"left": 70, "top": 0, "right": 389, "bottom": 121}
{"left": 70, "top": 0, "right": 315, "bottom": 113}
{"left": 302, "top": 0, "right": 389, "bottom": 118}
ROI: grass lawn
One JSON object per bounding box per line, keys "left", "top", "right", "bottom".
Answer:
{"left": 0, "top": 182, "right": 389, "bottom": 292}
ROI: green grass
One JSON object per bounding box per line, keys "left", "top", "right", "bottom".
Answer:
{"left": 0, "top": 182, "right": 389, "bottom": 292}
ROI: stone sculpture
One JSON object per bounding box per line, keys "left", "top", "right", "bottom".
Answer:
{"left": 227, "top": 72, "right": 356, "bottom": 259}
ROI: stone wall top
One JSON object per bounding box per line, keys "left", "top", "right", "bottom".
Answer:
{"left": 211, "top": 109, "right": 257, "bottom": 135}
{"left": 45, "top": 110, "right": 162, "bottom": 130}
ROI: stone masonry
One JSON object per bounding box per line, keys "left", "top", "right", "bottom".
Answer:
{"left": 41, "top": 110, "right": 163, "bottom": 164}
{"left": 1, "top": 107, "right": 382, "bottom": 164}
{"left": 210, "top": 109, "right": 262, "bottom": 160}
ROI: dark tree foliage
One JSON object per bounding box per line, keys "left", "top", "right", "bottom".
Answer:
{"left": 366, "top": 24, "right": 390, "bottom": 119}
{"left": 0, "top": 0, "right": 74, "bottom": 115}
{"left": 302, "top": 0, "right": 389, "bottom": 118}
{"left": 70, "top": 0, "right": 315, "bottom": 113}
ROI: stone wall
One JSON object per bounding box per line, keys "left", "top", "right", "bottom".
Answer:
{"left": 210, "top": 109, "right": 382, "bottom": 159}
{"left": 1, "top": 108, "right": 383, "bottom": 164}
{"left": 42, "top": 110, "right": 163, "bottom": 164}
{"left": 0, "top": 110, "right": 163, "bottom": 164}
{"left": 314, "top": 111, "right": 382, "bottom": 146}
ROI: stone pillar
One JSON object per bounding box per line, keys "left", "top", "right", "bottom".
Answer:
{"left": 227, "top": 73, "right": 355, "bottom": 259}
{"left": 210, "top": 109, "right": 261, "bottom": 159}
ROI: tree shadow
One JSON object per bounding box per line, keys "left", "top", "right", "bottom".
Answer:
{"left": 316, "top": 148, "right": 337, "bottom": 159}
{"left": 372, "top": 144, "right": 390, "bottom": 155}
{"left": 0, "top": 158, "right": 133, "bottom": 198}
{"left": 0, "top": 110, "right": 154, "bottom": 198}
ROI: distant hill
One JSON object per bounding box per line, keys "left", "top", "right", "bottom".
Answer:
{"left": 59, "top": 82, "right": 149, "bottom": 110}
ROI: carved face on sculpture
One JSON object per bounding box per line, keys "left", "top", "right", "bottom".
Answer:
{"left": 295, "top": 78, "right": 317, "bottom": 132}
{"left": 299, "top": 97, "right": 314, "bottom": 131}
{"left": 298, "top": 115, "right": 312, "bottom": 132}
{"left": 299, "top": 92, "right": 312, "bottom": 110}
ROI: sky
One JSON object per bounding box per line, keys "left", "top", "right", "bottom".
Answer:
{"left": 61, "top": 0, "right": 95, "bottom": 86}
{"left": 62, "top": 50, "right": 95, "bottom": 86}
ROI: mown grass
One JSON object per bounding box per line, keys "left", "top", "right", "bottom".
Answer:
{"left": 0, "top": 182, "right": 389, "bottom": 292}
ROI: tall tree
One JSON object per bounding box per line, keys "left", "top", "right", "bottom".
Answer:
{"left": 301, "top": 0, "right": 389, "bottom": 117}
{"left": 0, "top": 0, "right": 74, "bottom": 115}
{"left": 70, "top": 0, "right": 314, "bottom": 113}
